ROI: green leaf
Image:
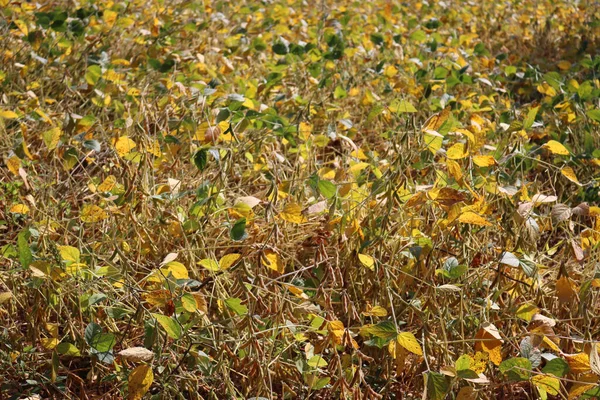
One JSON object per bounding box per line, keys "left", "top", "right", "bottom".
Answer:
{"left": 587, "top": 109, "right": 600, "bottom": 123}
{"left": 224, "top": 297, "right": 248, "bottom": 316}
{"left": 84, "top": 323, "right": 115, "bottom": 352}
{"left": 425, "top": 372, "right": 451, "bottom": 400}
{"left": 499, "top": 357, "right": 531, "bottom": 381}
{"left": 57, "top": 342, "right": 81, "bottom": 356}
{"left": 17, "top": 230, "right": 32, "bottom": 269}
{"left": 230, "top": 218, "right": 247, "bottom": 241}
{"left": 523, "top": 106, "right": 539, "bottom": 130}
{"left": 152, "top": 313, "right": 182, "bottom": 339}
{"left": 542, "top": 358, "right": 569, "bottom": 377}
{"left": 317, "top": 180, "right": 336, "bottom": 199}
{"left": 193, "top": 149, "right": 208, "bottom": 172}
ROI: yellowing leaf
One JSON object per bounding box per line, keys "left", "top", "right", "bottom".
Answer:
{"left": 219, "top": 253, "right": 241, "bottom": 270}
{"left": 516, "top": 303, "right": 539, "bottom": 322}
{"left": 560, "top": 166, "right": 579, "bottom": 184}
{"left": 424, "top": 132, "right": 443, "bottom": 154}
{"left": 197, "top": 259, "right": 219, "bottom": 272}
{"left": 395, "top": 332, "right": 423, "bottom": 356}
{"left": 458, "top": 212, "right": 492, "bottom": 227}
{"left": 112, "top": 136, "right": 137, "bottom": 157}
{"left": 57, "top": 246, "right": 80, "bottom": 263}
{"left": 472, "top": 155, "right": 497, "bottom": 167}
{"left": 127, "top": 364, "right": 153, "bottom": 400}
{"left": 532, "top": 374, "right": 560, "bottom": 396}
{"left": 446, "top": 143, "right": 468, "bottom": 159}
{"left": 80, "top": 204, "right": 109, "bottom": 223}
{"left": 543, "top": 140, "right": 569, "bottom": 156}
{"left": 279, "top": 203, "right": 306, "bottom": 224}
{"left": 358, "top": 254, "right": 375, "bottom": 271}
{"left": 41, "top": 127, "right": 62, "bottom": 150}
{"left": 9, "top": 204, "right": 30, "bottom": 214}
{"left": 262, "top": 250, "right": 284, "bottom": 274}
{"left": 0, "top": 110, "right": 19, "bottom": 119}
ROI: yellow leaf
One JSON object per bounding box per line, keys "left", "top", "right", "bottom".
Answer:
{"left": 561, "top": 166, "right": 579, "bottom": 184}
{"left": 13, "top": 19, "right": 28, "bottom": 36}
{"left": 472, "top": 155, "right": 497, "bottom": 167}
{"left": 358, "top": 254, "right": 375, "bottom": 271}
{"left": 472, "top": 351, "right": 489, "bottom": 373}
{"left": 9, "top": 204, "right": 30, "bottom": 214}
{"left": 112, "top": 136, "right": 137, "bottom": 157}
{"left": 475, "top": 325, "right": 503, "bottom": 365}
{"left": 262, "top": 250, "right": 284, "bottom": 274}
{"left": 458, "top": 212, "right": 492, "bottom": 227}
{"left": 396, "top": 332, "right": 423, "bottom": 356}
{"left": 127, "top": 364, "right": 153, "bottom": 400}
{"left": 565, "top": 352, "right": 590, "bottom": 374}
{"left": 327, "top": 320, "right": 345, "bottom": 344}
{"left": 6, "top": 156, "right": 21, "bottom": 175}
{"left": 0, "top": 292, "right": 13, "bottom": 304}
{"left": 543, "top": 140, "right": 569, "bottom": 156}
{"left": 446, "top": 159, "right": 463, "bottom": 181}
{"left": 446, "top": 143, "right": 468, "bottom": 159}
{"left": 219, "top": 253, "right": 241, "bottom": 270}
{"left": 557, "top": 60, "right": 572, "bottom": 70}
{"left": 568, "top": 373, "right": 598, "bottom": 399}
{"left": 41, "top": 337, "right": 59, "bottom": 350}
{"left": 384, "top": 64, "right": 398, "bottom": 77}
{"left": 422, "top": 107, "right": 451, "bottom": 133}
{"left": 363, "top": 305, "right": 388, "bottom": 317}
{"left": 97, "top": 175, "right": 117, "bottom": 192}
{"left": 103, "top": 10, "right": 118, "bottom": 28}
{"left": 279, "top": 203, "right": 306, "bottom": 224}
{"left": 0, "top": 110, "right": 19, "bottom": 119}
{"left": 161, "top": 261, "right": 189, "bottom": 279}
{"left": 298, "top": 122, "right": 312, "bottom": 141}
{"left": 41, "top": 127, "right": 62, "bottom": 150}
{"left": 80, "top": 204, "right": 109, "bottom": 223}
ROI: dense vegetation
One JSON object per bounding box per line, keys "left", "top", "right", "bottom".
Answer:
{"left": 1, "top": 0, "right": 600, "bottom": 398}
